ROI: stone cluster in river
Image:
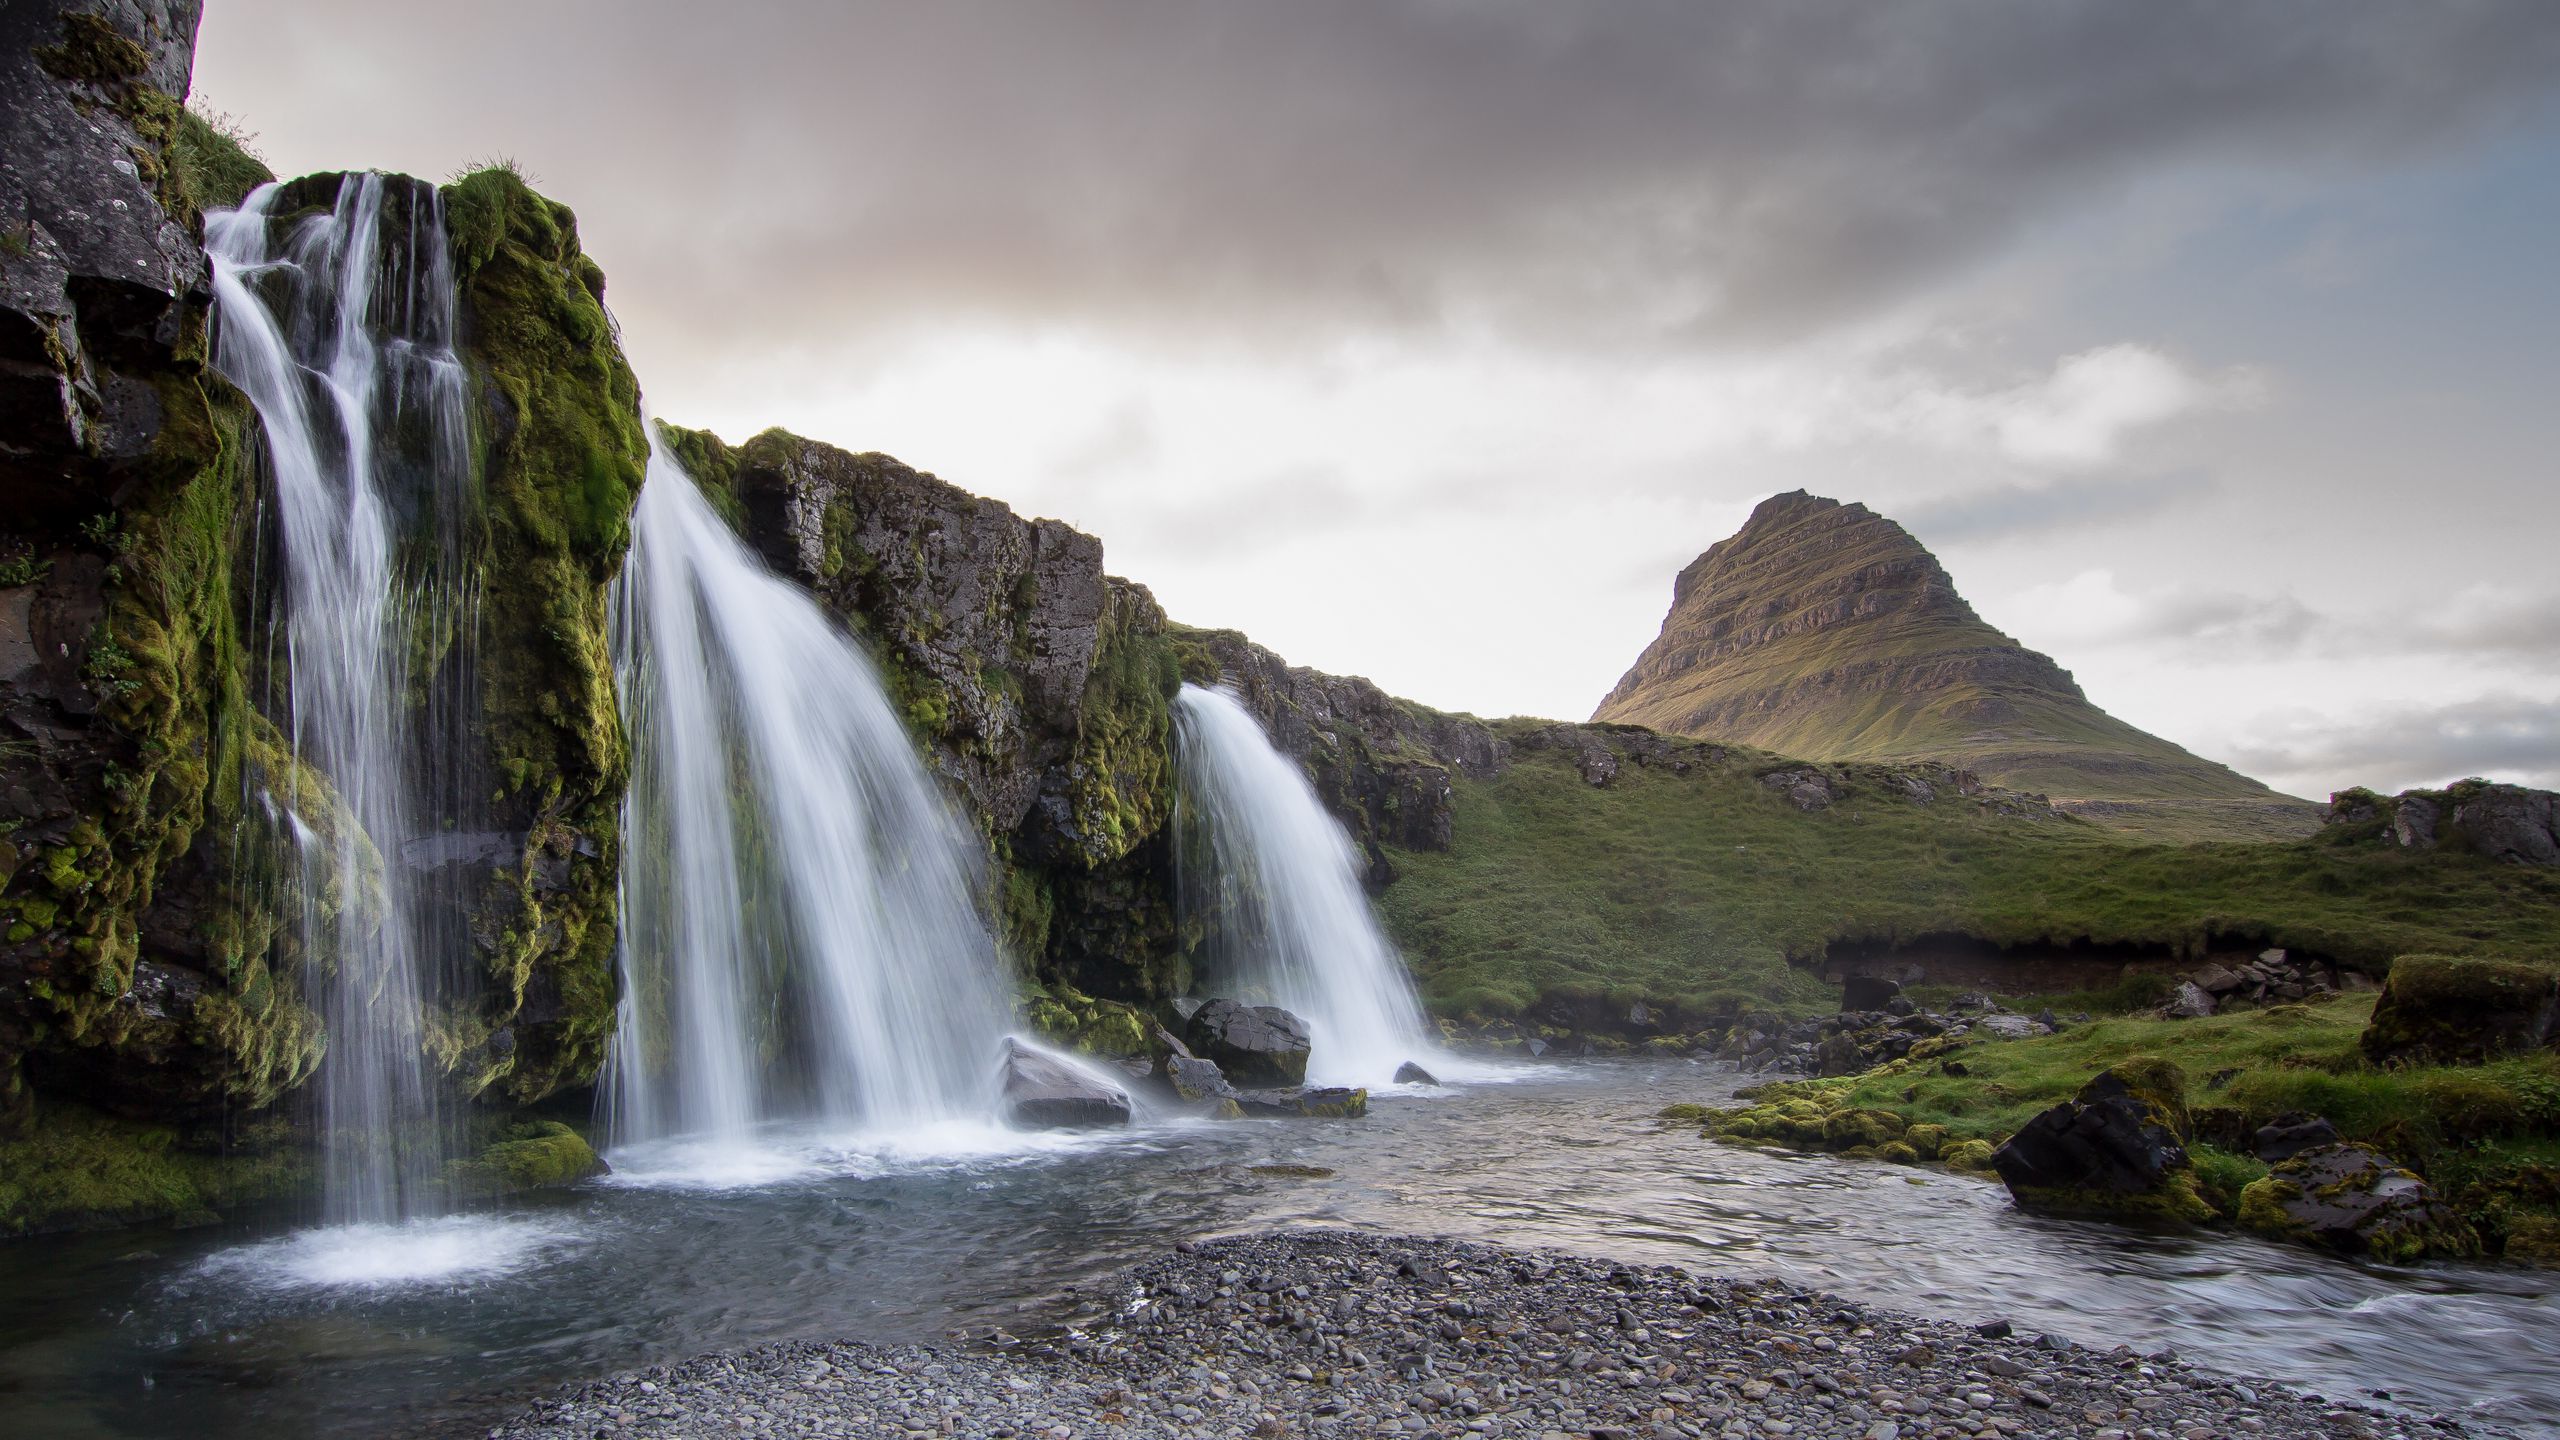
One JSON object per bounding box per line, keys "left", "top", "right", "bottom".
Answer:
{"left": 493, "top": 1231, "right": 2485, "bottom": 1440}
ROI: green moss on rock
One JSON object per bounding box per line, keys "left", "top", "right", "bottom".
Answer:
{"left": 439, "top": 167, "right": 643, "bottom": 1103}
{"left": 0, "top": 1102, "right": 309, "bottom": 1235}
{"left": 2360, "top": 953, "right": 2560, "bottom": 1068}
{"left": 446, "top": 1119, "right": 606, "bottom": 1199}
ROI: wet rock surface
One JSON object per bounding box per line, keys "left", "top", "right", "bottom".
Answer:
{"left": 494, "top": 1231, "right": 2477, "bottom": 1440}
{"left": 1231, "top": 1085, "right": 1369, "bottom": 1119}
{"left": 999, "top": 1037, "right": 1133, "bottom": 1130}
{"left": 1992, "top": 1064, "right": 2209, "bottom": 1222}
{"left": 1184, "top": 999, "right": 1313, "bottom": 1087}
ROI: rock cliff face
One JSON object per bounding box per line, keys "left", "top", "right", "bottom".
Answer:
{"left": 1593, "top": 491, "right": 2318, "bottom": 841}
{"left": 1, "top": 2, "right": 642, "bottom": 1220}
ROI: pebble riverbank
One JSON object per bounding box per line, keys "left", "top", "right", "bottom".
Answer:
{"left": 494, "top": 1231, "right": 2496, "bottom": 1440}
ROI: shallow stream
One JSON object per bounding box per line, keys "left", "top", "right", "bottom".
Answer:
{"left": 2, "top": 1060, "right": 2553, "bottom": 1437}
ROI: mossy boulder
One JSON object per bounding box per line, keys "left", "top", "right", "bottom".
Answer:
{"left": 1939, "top": 1139, "right": 1997, "bottom": 1173}
{"left": 1018, "top": 983, "right": 1150, "bottom": 1057}
{"left": 2236, "top": 1142, "right": 2479, "bottom": 1264}
{"left": 2359, "top": 954, "right": 2560, "bottom": 1068}
{"left": 446, "top": 1120, "right": 607, "bottom": 1200}
{"left": 1902, "top": 1122, "right": 1949, "bottom": 1160}
{"left": 1992, "top": 1058, "right": 2213, "bottom": 1223}
{"left": 1822, "top": 1106, "right": 1907, "bottom": 1149}
{"left": 1233, "top": 1086, "right": 1368, "bottom": 1119}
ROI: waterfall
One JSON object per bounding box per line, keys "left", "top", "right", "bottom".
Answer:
{"left": 604, "top": 432, "right": 1013, "bottom": 1156}
{"left": 1172, "top": 684, "right": 1434, "bottom": 1088}
{"left": 206, "top": 175, "right": 476, "bottom": 1225}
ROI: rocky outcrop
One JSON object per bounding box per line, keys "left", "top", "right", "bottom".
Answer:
{"left": 2328, "top": 781, "right": 2560, "bottom": 865}
{"left": 1991, "top": 1059, "right": 2213, "bottom": 1223}
{"left": 2359, "top": 954, "right": 2560, "bottom": 1067}
{"left": 1591, "top": 491, "right": 2317, "bottom": 840}
{"left": 2237, "top": 1142, "right": 2480, "bottom": 1263}
{"left": 2, "top": 0, "right": 212, "bottom": 516}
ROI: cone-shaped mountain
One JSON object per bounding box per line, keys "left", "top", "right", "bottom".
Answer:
{"left": 1593, "top": 492, "right": 2319, "bottom": 840}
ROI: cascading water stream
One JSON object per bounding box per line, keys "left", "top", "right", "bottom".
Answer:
{"left": 205, "top": 175, "right": 475, "bottom": 1226}
{"left": 604, "top": 432, "right": 1013, "bottom": 1163}
{"left": 1172, "top": 684, "right": 1437, "bottom": 1088}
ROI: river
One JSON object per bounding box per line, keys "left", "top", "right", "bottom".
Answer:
{"left": 1, "top": 1059, "right": 2551, "bottom": 1437}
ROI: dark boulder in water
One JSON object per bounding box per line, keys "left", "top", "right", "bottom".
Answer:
{"left": 998, "top": 1038, "right": 1131, "bottom": 1129}
{"left": 1165, "top": 1055, "right": 1239, "bottom": 1104}
{"left": 1992, "top": 1059, "right": 2211, "bottom": 1223}
{"left": 1393, "top": 1061, "right": 1439, "bottom": 1085}
{"left": 1183, "top": 1000, "right": 1312, "bottom": 1087}
{"left": 1232, "top": 1086, "right": 1368, "bottom": 1119}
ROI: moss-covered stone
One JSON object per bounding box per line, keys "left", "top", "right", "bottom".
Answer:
{"left": 1018, "top": 983, "right": 1150, "bottom": 1057}
{"left": 446, "top": 1119, "right": 606, "bottom": 1199}
{"left": 1940, "top": 1139, "right": 1997, "bottom": 1172}
{"left": 2360, "top": 953, "right": 2560, "bottom": 1068}
{"left": 2236, "top": 1142, "right": 2480, "bottom": 1264}
{"left": 1821, "top": 1106, "right": 1907, "bottom": 1148}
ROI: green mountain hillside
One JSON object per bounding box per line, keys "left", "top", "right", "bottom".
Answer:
{"left": 1592, "top": 491, "right": 2320, "bottom": 841}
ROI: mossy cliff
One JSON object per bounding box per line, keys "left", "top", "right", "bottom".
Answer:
{"left": 433, "top": 164, "right": 641, "bottom": 1105}
{"left": 1, "top": 5, "right": 643, "bottom": 1231}
{"left": 0, "top": 0, "right": 325, "bottom": 1135}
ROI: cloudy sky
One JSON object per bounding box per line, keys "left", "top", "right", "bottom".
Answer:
{"left": 193, "top": 2, "right": 2560, "bottom": 799}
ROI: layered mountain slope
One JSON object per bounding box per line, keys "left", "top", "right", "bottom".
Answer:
{"left": 1594, "top": 492, "right": 2319, "bottom": 840}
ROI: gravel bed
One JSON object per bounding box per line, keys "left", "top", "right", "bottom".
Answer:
{"left": 494, "top": 1230, "right": 2494, "bottom": 1440}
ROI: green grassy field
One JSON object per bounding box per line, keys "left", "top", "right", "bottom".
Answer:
{"left": 1685, "top": 994, "right": 2560, "bottom": 1260}
{"left": 1377, "top": 737, "right": 2560, "bottom": 1021}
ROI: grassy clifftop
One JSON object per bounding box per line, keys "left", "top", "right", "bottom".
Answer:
{"left": 1592, "top": 492, "right": 2318, "bottom": 842}
{"left": 1378, "top": 728, "right": 2560, "bottom": 1021}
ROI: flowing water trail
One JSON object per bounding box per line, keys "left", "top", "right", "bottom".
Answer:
{"left": 1173, "top": 683, "right": 1438, "bottom": 1087}
{"left": 604, "top": 432, "right": 1014, "bottom": 1169}
{"left": 206, "top": 175, "right": 474, "bottom": 1226}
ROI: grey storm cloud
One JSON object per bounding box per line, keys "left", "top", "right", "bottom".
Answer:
{"left": 209, "top": 0, "right": 2560, "bottom": 355}
{"left": 2221, "top": 695, "right": 2560, "bottom": 796}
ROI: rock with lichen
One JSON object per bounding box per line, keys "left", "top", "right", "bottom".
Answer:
{"left": 2237, "top": 1142, "right": 2479, "bottom": 1264}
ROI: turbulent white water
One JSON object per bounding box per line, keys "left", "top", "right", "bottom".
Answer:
{"left": 207, "top": 175, "right": 474, "bottom": 1226}
{"left": 1173, "top": 684, "right": 1435, "bottom": 1088}
{"left": 605, "top": 432, "right": 1013, "bottom": 1153}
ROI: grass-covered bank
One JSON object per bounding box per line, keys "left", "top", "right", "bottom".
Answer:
{"left": 1377, "top": 736, "right": 2560, "bottom": 1022}
{"left": 1678, "top": 992, "right": 2560, "bottom": 1265}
